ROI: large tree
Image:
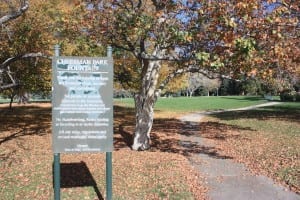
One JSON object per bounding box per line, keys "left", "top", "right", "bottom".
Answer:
{"left": 0, "top": 0, "right": 30, "bottom": 91}
{"left": 0, "top": 0, "right": 90, "bottom": 101}
{"left": 0, "top": 0, "right": 54, "bottom": 97}
{"left": 86, "top": 0, "right": 203, "bottom": 150}
{"left": 83, "top": 0, "right": 299, "bottom": 150}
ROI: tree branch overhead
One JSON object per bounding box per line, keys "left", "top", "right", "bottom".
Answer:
{"left": 0, "top": 0, "right": 29, "bottom": 25}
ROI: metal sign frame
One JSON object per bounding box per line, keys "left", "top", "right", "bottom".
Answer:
{"left": 52, "top": 45, "right": 113, "bottom": 200}
{"left": 52, "top": 55, "right": 113, "bottom": 153}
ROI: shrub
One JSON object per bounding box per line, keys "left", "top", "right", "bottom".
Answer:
{"left": 280, "top": 90, "right": 299, "bottom": 102}
{"left": 296, "top": 92, "right": 300, "bottom": 101}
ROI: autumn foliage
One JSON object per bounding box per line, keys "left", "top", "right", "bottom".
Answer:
{"left": 0, "top": 1, "right": 299, "bottom": 149}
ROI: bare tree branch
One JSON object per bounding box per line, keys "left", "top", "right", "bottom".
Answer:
{"left": 0, "top": 52, "right": 51, "bottom": 69}
{"left": 0, "top": 52, "right": 51, "bottom": 91}
{"left": 0, "top": 83, "right": 18, "bottom": 91}
{"left": 0, "top": 0, "right": 29, "bottom": 25}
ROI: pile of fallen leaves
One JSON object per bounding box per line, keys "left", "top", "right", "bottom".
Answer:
{"left": 0, "top": 103, "right": 207, "bottom": 200}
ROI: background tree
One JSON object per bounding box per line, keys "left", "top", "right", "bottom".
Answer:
{"left": 0, "top": 0, "right": 30, "bottom": 92}
{"left": 186, "top": 73, "right": 202, "bottom": 97}
{"left": 0, "top": 1, "right": 95, "bottom": 106}
{"left": 0, "top": 1, "right": 55, "bottom": 90}
{"left": 241, "top": 78, "right": 262, "bottom": 96}
{"left": 185, "top": 73, "right": 220, "bottom": 97}
{"left": 0, "top": 1, "right": 65, "bottom": 108}
{"left": 159, "top": 63, "right": 188, "bottom": 97}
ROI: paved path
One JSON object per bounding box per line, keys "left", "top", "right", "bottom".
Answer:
{"left": 180, "top": 102, "right": 300, "bottom": 200}
{"left": 180, "top": 102, "right": 282, "bottom": 122}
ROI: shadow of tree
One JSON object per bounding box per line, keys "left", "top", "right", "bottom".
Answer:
{"left": 114, "top": 105, "right": 251, "bottom": 159}
{"left": 113, "top": 106, "right": 135, "bottom": 150}
{"left": 197, "top": 121, "right": 253, "bottom": 140}
{"left": 221, "top": 96, "right": 267, "bottom": 101}
{"left": 116, "top": 120, "right": 235, "bottom": 159}
{"left": 210, "top": 106, "right": 300, "bottom": 123}
{"left": 0, "top": 105, "right": 51, "bottom": 145}
{"left": 3, "top": 104, "right": 288, "bottom": 161}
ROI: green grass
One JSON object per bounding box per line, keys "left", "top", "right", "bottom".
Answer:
{"left": 115, "top": 96, "right": 268, "bottom": 112}
{"left": 0, "top": 99, "right": 10, "bottom": 103}
{"left": 210, "top": 102, "right": 300, "bottom": 191}
{"left": 215, "top": 102, "right": 300, "bottom": 136}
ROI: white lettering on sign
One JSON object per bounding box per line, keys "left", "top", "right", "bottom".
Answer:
{"left": 57, "top": 59, "right": 108, "bottom": 66}
{"left": 52, "top": 56, "right": 113, "bottom": 153}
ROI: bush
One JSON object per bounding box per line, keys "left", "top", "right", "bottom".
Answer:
{"left": 296, "top": 92, "right": 300, "bottom": 101}
{"left": 280, "top": 90, "right": 299, "bottom": 102}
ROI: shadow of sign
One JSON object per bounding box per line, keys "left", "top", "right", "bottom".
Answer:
{"left": 53, "top": 161, "right": 103, "bottom": 200}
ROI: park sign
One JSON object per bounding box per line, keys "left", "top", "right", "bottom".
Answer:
{"left": 52, "top": 56, "right": 113, "bottom": 153}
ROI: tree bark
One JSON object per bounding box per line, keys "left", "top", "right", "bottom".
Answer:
{"left": 131, "top": 54, "right": 162, "bottom": 150}
{"left": 9, "top": 91, "right": 16, "bottom": 109}
{"left": 0, "top": 1, "right": 29, "bottom": 25}
{"left": 132, "top": 93, "right": 155, "bottom": 150}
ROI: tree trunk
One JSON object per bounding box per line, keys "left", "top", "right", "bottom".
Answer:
{"left": 9, "top": 95, "right": 14, "bottom": 109}
{"left": 9, "top": 89, "right": 16, "bottom": 109}
{"left": 132, "top": 93, "right": 156, "bottom": 150}
{"left": 131, "top": 55, "right": 162, "bottom": 150}
{"left": 189, "top": 91, "right": 193, "bottom": 97}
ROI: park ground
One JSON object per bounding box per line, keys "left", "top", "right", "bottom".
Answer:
{"left": 0, "top": 96, "right": 299, "bottom": 199}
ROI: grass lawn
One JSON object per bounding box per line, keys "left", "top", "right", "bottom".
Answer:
{"left": 0, "top": 99, "right": 10, "bottom": 103}
{"left": 115, "top": 96, "right": 269, "bottom": 113}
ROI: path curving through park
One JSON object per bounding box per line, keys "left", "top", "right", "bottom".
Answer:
{"left": 180, "top": 102, "right": 300, "bottom": 200}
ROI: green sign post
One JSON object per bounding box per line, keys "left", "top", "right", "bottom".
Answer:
{"left": 52, "top": 45, "right": 113, "bottom": 200}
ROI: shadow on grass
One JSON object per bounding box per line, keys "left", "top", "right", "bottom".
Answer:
{"left": 210, "top": 105, "right": 300, "bottom": 123}
{"left": 114, "top": 106, "right": 242, "bottom": 159}
{"left": 220, "top": 96, "right": 267, "bottom": 101}
{"left": 0, "top": 105, "right": 51, "bottom": 145}
{"left": 4, "top": 104, "right": 297, "bottom": 161}
{"left": 58, "top": 162, "right": 104, "bottom": 200}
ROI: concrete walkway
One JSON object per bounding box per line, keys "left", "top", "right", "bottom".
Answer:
{"left": 180, "top": 102, "right": 300, "bottom": 200}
